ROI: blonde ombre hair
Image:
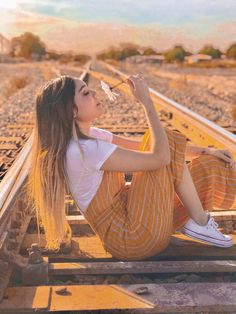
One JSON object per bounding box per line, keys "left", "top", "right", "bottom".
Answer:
{"left": 27, "top": 75, "right": 95, "bottom": 251}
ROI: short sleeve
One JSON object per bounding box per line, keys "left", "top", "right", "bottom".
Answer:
{"left": 89, "top": 127, "right": 113, "bottom": 143}
{"left": 84, "top": 139, "right": 117, "bottom": 171}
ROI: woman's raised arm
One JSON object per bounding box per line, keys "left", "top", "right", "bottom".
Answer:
{"left": 112, "top": 134, "right": 141, "bottom": 150}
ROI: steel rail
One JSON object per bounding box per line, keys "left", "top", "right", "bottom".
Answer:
{"left": 96, "top": 60, "right": 236, "bottom": 156}
{"left": 0, "top": 60, "right": 92, "bottom": 227}
{"left": 0, "top": 59, "right": 236, "bottom": 313}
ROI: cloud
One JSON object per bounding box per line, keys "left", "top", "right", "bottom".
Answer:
{"left": 12, "top": 0, "right": 236, "bottom": 26}
{"left": 0, "top": 6, "right": 235, "bottom": 54}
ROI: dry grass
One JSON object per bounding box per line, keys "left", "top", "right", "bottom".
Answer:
{"left": 3, "top": 76, "right": 29, "bottom": 98}
{"left": 184, "top": 60, "right": 236, "bottom": 69}
{"left": 168, "top": 75, "right": 188, "bottom": 90}
{"left": 43, "top": 67, "right": 55, "bottom": 80}
{"left": 106, "top": 59, "right": 119, "bottom": 66}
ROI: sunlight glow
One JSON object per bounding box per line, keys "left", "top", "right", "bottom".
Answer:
{"left": 0, "top": 0, "right": 19, "bottom": 9}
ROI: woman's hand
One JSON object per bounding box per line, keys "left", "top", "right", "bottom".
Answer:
{"left": 126, "top": 75, "right": 152, "bottom": 108}
{"left": 204, "top": 148, "right": 236, "bottom": 169}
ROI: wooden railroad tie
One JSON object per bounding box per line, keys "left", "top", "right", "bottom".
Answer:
{"left": 8, "top": 124, "right": 34, "bottom": 129}
{"left": 1, "top": 283, "right": 236, "bottom": 312}
{"left": 1, "top": 61, "right": 236, "bottom": 314}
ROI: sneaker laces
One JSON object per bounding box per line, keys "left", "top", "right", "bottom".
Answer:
{"left": 208, "top": 216, "right": 231, "bottom": 240}
{"left": 208, "top": 217, "right": 219, "bottom": 231}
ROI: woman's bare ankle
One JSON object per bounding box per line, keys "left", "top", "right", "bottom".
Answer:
{"left": 193, "top": 212, "right": 209, "bottom": 226}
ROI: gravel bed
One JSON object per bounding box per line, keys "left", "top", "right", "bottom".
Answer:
{"left": 3, "top": 62, "right": 235, "bottom": 313}
{"left": 57, "top": 63, "right": 236, "bottom": 298}
{"left": 75, "top": 71, "right": 148, "bottom": 138}
{"left": 96, "top": 61, "right": 236, "bottom": 132}
{"left": 0, "top": 63, "right": 46, "bottom": 134}
{"left": 90, "top": 74, "right": 148, "bottom": 130}
{"left": 53, "top": 272, "right": 236, "bottom": 286}
{"left": 0, "top": 62, "right": 84, "bottom": 136}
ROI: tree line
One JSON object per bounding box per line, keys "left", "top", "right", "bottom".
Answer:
{"left": 5, "top": 32, "right": 236, "bottom": 63}
{"left": 8, "top": 32, "right": 90, "bottom": 64}
{"left": 97, "top": 44, "right": 236, "bottom": 62}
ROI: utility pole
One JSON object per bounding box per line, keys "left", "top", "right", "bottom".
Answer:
{"left": 0, "top": 34, "right": 3, "bottom": 63}
{"left": 0, "top": 34, "right": 10, "bottom": 62}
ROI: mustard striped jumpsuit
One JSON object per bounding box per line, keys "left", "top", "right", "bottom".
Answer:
{"left": 83, "top": 127, "right": 236, "bottom": 261}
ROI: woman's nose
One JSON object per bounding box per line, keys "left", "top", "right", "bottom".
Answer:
{"left": 92, "top": 90, "right": 96, "bottom": 97}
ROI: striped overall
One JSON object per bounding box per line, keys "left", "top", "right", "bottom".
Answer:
{"left": 83, "top": 127, "right": 236, "bottom": 261}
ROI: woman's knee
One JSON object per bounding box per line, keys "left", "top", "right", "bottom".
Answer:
{"left": 190, "top": 154, "right": 226, "bottom": 174}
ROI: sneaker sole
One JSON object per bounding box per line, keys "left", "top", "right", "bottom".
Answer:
{"left": 181, "top": 227, "right": 234, "bottom": 248}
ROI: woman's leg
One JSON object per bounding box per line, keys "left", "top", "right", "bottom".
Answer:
{"left": 84, "top": 127, "right": 235, "bottom": 260}
{"left": 175, "top": 162, "right": 209, "bottom": 226}
{"left": 173, "top": 154, "right": 236, "bottom": 231}
{"left": 83, "top": 127, "right": 188, "bottom": 261}
{"left": 112, "top": 127, "right": 189, "bottom": 259}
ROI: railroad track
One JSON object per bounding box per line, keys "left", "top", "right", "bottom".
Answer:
{"left": 0, "top": 59, "right": 235, "bottom": 313}
{"left": 0, "top": 63, "right": 85, "bottom": 184}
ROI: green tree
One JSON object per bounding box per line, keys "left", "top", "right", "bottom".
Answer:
{"left": 198, "top": 45, "right": 222, "bottom": 59}
{"left": 105, "top": 49, "right": 122, "bottom": 60}
{"left": 97, "top": 49, "right": 117, "bottom": 60}
{"left": 226, "top": 43, "right": 236, "bottom": 60}
{"left": 164, "top": 45, "right": 187, "bottom": 63}
{"left": 10, "top": 32, "right": 46, "bottom": 59}
{"left": 97, "top": 46, "right": 139, "bottom": 61}
{"left": 143, "top": 47, "right": 157, "bottom": 55}
{"left": 121, "top": 47, "right": 140, "bottom": 59}
{"left": 58, "top": 53, "right": 74, "bottom": 64}
{"left": 46, "top": 51, "right": 61, "bottom": 60}
{"left": 73, "top": 54, "right": 90, "bottom": 64}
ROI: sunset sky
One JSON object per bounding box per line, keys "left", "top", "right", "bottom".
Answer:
{"left": 0, "top": 0, "right": 236, "bottom": 55}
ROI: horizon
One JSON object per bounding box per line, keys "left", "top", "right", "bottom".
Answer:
{"left": 0, "top": 0, "right": 236, "bottom": 54}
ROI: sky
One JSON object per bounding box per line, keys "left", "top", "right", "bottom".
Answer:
{"left": 0, "top": 0, "right": 236, "bottom": 54}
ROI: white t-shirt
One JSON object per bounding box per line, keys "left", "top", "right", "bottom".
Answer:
{"left": 65, "top": 127, "right": 117, "bottom": 213}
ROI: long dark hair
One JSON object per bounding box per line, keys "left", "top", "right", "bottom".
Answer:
{"left": 27, "top": 75, "right": 95, "bottom": 251}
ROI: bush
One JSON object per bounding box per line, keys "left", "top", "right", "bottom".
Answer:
{"left": 198, "top": 45, "right": 222, "bottom": 59}
{"left": 143, "top": 48, "right": 157, "bottom": 56}
{"left": 226, "top": 43, "right": 236, "bottom": 60}
{"left": 73, "top": 54, "right": 90, "bottom": 64}
{"left": 58, "top": 54, "right": 73, "bottom": 64}
{"left": 46, "top": 51, "right": 61, "bottom": 60}
{"left": 10, "top": 32, "right": 46, "bottom": 59}
{"left": 164, "top": 45, "right": 187, "bottom": 63}
{"left": 97, "top": 47, "right": 140, "bottom": 61}
{"left": 4, "top": 76, "right": 29, "bottom": 98}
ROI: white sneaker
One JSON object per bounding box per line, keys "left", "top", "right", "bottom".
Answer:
{"left": 180, "top": 213, "right": 234, "bottom": 248}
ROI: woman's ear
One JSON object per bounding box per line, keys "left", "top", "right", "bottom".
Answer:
{"left": 73, "top": 109, "right": 77, "bottom": 119}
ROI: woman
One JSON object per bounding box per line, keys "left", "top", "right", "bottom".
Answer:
{"left": 28, "top": 74, "right": 236, "bottom": 260}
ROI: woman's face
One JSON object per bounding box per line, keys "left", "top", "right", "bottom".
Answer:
{"left": 73, "top": 78, "right": 105, "bottom": 123}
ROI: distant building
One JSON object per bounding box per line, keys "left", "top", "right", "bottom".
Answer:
{"left": 126, "top": 54, "right": 165, "bottom": 64}
{"left": 184, "top": 54, "right": 212, "bottom": 64}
